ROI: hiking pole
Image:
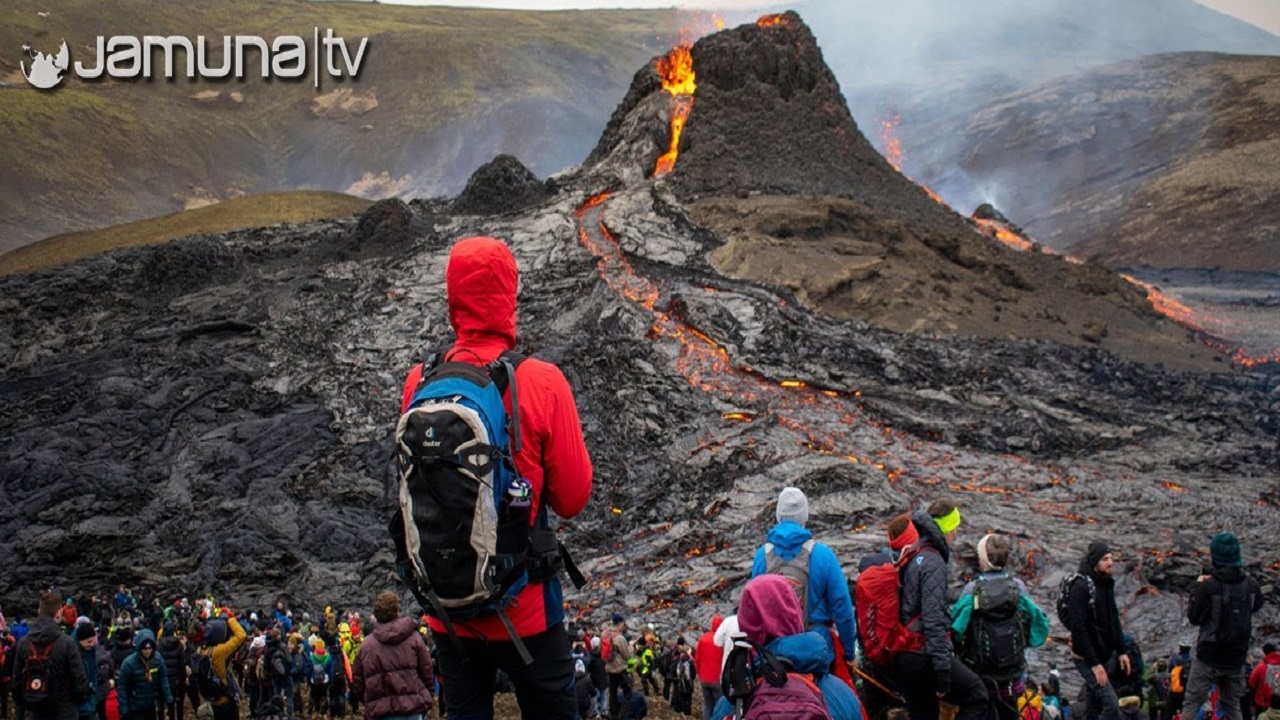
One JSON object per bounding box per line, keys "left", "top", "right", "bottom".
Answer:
{"left": 849, "top": 662, "right": 905, "bottom": 704}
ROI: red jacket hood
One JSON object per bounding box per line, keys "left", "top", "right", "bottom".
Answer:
{"left": 1266, "top": 652, "right": 1280, "bottom": 665}
{"left": 738, "top": 575, "right": 804, "bottom": 647}
{"left": 446, "top": 236, "right": 517, "bottom": 352}
{"left": 711, "top": 615, "right": 724, "bottom": 633}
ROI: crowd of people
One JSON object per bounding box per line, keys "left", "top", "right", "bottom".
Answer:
{"left": 0, "top": 589, "right": 435, "bottom": 720}
{"left": 0, "top": 495, "right": 1271, "bottom": 720}
{"left": 2, "top": 236, "right": 1273, "bottom": 720}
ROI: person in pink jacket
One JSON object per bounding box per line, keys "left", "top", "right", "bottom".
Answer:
{"left": 351, "top": 592, "right": 433, "bottom": 720}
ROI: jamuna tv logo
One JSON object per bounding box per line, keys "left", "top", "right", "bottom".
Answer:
{"left": 19, "top": 30, "right": 369, "bottom": 90}
{"left": 21, "top": 41, "right": 70, "bottom": 89}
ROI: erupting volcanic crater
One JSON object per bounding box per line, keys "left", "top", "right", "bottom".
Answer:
{"left": 0, "top": 11, "right": 1277, "bottom": 672}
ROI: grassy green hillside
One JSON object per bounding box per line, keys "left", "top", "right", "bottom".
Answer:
{"left": 0, "top": 0, "right": 677, "bottom": 254}
{"left": 0, "top": 190, "right": 371, "bottom": 275}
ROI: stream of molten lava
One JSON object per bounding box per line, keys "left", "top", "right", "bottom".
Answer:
{"left": 654, "top": 45, "right": 696, "bottom": 177}
{"left": 577, "top": 191, "right": 916, "bottom": 479}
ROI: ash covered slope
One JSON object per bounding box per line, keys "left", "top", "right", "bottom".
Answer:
{"left": 909, "top": 52, "right": 1280, "bottom": 272}
{"left": 0, "top": 13, "right": 1277, "bottom": 660}
{"left": 588, "top": 12, "right": 1231, "bottom": 370}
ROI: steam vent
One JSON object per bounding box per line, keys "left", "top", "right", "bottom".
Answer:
{"left": 0, "top": 10, "right": 1276, "bottom": 670}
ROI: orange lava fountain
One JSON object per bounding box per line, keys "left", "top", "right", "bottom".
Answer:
{"left": 653, "top": 45, "right": 696, "bottom": 177}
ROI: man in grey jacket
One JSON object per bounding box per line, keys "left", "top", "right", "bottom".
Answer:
{"left": 895, "top": 501, "right": 989, "bottom": 720}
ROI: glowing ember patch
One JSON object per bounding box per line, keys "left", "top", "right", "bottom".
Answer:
{"left": 879, "top": 114, "right": 903, "bottom": 171}
{"left": 757, "top": 14, "right": 788, "bottom": 28}
{"left": 722, "top": 412, "right": 753, "bottom": 422}
{"left": 610, "top": 506, "right": 623, "bottom": 515}
{"left": 779, "top": 380, "right": 805, "bottom": 388}
{"left": 1160, "top": 480, "right": 1188, "bottom": 493}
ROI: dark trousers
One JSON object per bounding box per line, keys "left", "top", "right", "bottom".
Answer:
{"left": 894, "top": 651, "right": 990, "bottom": 720}
{"left": 1074, "top": 658, "right": 1121, "bottom": 720}
{"left": 607, "top": 673, "right": 633, "bottom": 720}
{"left": 159, "top": 700, "right": 181, "bottom": 720}
{"left": 700, "top": 683, "right": 722, "bottom": 720}
{"left": 132, "top": 706, "right": 159, "bottom": 720}
{"left": 211, "top": 702, "right": 238, "bottom": 720}
{"left": 185, "top": 681, "right": 200, "bottom": 718}
{"left": 986, "top": 678, "right": 1026, "bottom": 720}
{"left": 639, "top": 672, "right": 659, "bottom": 698}
{"left": 434, "top": 623, "right": 576, "bottom": 720}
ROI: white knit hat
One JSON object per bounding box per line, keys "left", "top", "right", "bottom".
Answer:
{"left": 775, "top": 487, "right": 809, "bottom": 527}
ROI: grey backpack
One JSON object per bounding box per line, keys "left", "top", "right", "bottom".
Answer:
{"left": 763, "top": 539, "right": 815, "bottom": 618}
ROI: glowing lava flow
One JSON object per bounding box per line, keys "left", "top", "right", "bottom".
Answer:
{"left": 876, "top": 110, "right": 946, "bottom": 204}
{"left": 653, "top": 45, "right": 696, "bottom": 177}
{"left": 973, "top": 215, "right": 1276, "bottom": 366}
{"left": 578, "top": 191, "right": 942, "bottom": 480}
{"left": 879, "top": 113, "right": 903, "bottom": 171}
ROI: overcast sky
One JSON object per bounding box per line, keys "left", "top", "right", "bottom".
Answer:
{"left": 381, "top": 0, "right": 1280, "bottom": 35}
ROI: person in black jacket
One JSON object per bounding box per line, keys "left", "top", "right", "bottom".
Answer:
{"left": 12, "top": 593, "right": 93, "bottom": 720}
{"left": 1180, "top": 533, "right": 1263, "bottom": 720}
{"left": 156, "top": 625, "right": 187, "bottom": 720}
{"left": 895, "top": 500, "right": 990, "bottom": 720}
{"left": 1063, "top": 541, "right": 1130, "bottom": 720}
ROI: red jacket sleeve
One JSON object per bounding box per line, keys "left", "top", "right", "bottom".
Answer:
{"left": 534, "top": 363, "right": 592, "bottom": 519}
{"left": 400, "top": 364, "right": 423, "bottom": 414}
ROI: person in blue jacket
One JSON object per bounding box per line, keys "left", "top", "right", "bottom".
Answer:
{"left": 751, "top": 487, "right": 858, "bottom": 677}
{"left": 711, "top": 575, "right": 864, "bottom": 720}
{"left": 117, "top": 629, "right": 173, "bottom": 720}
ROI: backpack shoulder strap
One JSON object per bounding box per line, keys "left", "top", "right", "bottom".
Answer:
{"left": 487, "top": 351, "right": 526, "bottom": 453}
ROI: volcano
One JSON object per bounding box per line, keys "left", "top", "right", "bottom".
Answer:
{"left": 1, "top": 12, "right": 1277, "bottom": 674}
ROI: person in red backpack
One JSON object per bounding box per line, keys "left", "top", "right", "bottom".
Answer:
{"left": 398, "top": 236, "right": 593, "bottom": 720}
{"left": 894, "top": 501, "right": 989, "bottom": 720}
{"left": 1248, "top": 643, "right": 1280, "bottom": 715}
{"left": 11, "top": 593, "right": 92, "bottom": 720}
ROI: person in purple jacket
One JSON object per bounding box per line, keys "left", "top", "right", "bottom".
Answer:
{"left": 350, "top": 592, "right": 434, "bottom": 720}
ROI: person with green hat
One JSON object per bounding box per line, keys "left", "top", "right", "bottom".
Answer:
{"left": 1180, "top": 532, "right": 1262, "bottom": 720}
{"left": 895, "top": 499, "right": 990, "bottom": 720}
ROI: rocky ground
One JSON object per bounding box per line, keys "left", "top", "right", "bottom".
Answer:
{"left": 1, "top": 12, "right": 1277, "bottom": 693}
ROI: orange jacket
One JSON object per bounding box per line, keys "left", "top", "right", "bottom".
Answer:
{"left": 401, "top": 236, "right": 593, "bottom": 640}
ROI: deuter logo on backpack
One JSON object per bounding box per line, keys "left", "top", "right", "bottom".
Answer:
{"left": 395, "top": 354, "right": 531, "bottom": 610}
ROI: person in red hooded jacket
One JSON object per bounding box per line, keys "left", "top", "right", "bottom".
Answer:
{"left": 1248, "top": 643, "right": 1280, "bottom": 715}
{"left": 398, "top": 236, "right": 593, "bottom": 720}
{"left": 695, "top": 616, "right": 725, "bottom": 719}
